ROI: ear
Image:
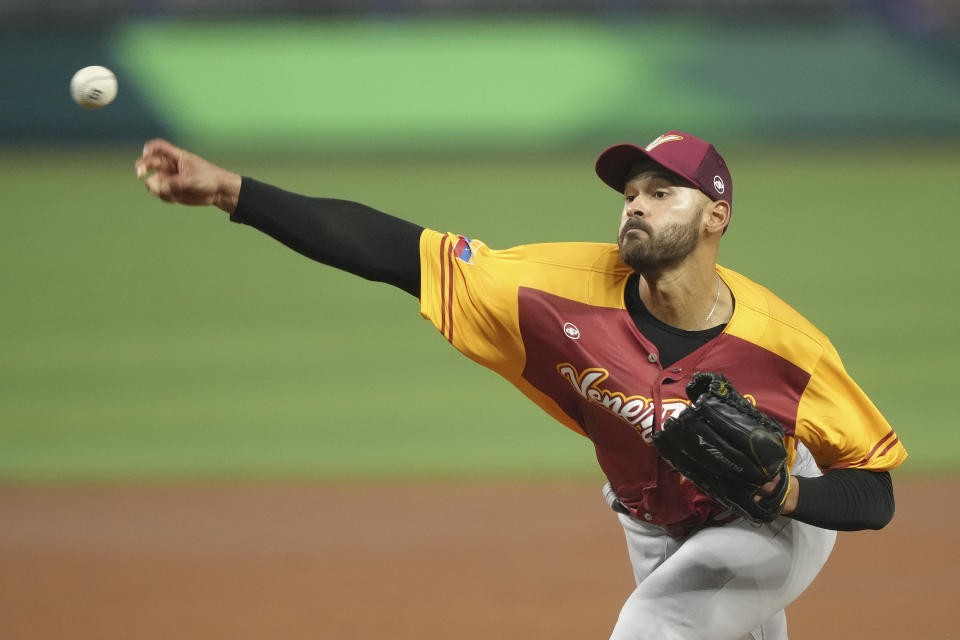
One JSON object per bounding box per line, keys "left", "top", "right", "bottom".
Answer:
{"left": 703, "top": 200, "right": 731, "bottom": 235}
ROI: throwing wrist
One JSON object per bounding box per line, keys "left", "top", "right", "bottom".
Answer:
{"left": 215, "top": 171, "right": 243, "bottom": 214}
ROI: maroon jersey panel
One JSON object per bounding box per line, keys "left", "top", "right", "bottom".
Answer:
{"left": 517, "top": 287, "right": 812, "bottom": 535}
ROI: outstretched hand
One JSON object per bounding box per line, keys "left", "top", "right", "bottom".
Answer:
{"left": 135, "top": 139, "right": 242, "bottom": 214}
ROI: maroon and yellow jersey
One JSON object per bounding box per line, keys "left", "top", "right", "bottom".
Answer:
{"left": 419, "top": 230, "right": 907, "bottom": 535}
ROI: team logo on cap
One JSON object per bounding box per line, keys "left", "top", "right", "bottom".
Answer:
{"left": 713, "top": 176, "right": 725, "bottom": 194}
{"left": 645, "top": 134, "right": 683, "bottom": 152}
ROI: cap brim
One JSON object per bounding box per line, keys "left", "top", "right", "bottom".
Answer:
{"left": 595, "top": 143, "right": 697, "bottom": 193}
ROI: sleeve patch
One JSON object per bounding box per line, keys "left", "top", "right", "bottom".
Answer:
{"left": 453, "top": 235, "right": 484, "bottom": 265}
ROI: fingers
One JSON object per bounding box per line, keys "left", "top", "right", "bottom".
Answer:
{"left": 754, "top": 473, "right": 785, "bottom": 499}
{"left": 143, "top": 173, "right": 165, "bottom": 200}
{"left": 136, "top": 155, "right": 171, "bottom": 178}
{"left": 144, "top": 172, "right": 180, "bottom": 203}
{"left": 142, "top": 138, "right": 182, "bottom": 160}
{"left": 135, "top": 138, "right": 182, "bottom": 179}
{"left": 136, "top": 138, "right": 231, "bottom": 209}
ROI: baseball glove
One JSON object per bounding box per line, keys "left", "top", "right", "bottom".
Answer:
{"left": 652, "top": 372, "right": 789, "bottom": 523}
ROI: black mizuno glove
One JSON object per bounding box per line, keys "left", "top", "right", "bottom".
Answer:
{"left": 653, "top": 372, "right": 789, "bottom": 523}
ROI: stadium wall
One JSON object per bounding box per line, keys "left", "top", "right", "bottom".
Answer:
{"left": 2, "top": 16, "right": 959, "bottom": 150}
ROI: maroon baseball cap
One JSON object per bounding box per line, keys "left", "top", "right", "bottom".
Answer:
{"left": 595, "top": 131, "right": 733, "bottom": 209}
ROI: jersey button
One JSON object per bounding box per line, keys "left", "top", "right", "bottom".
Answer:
{"left": 643, "top": 512, "right": 653, "bottom": 521}
{"left": 647, "top": 353, "right": 658, "bottom": 363}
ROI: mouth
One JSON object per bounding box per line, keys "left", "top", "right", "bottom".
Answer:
{"left": 620, "top": 222, "right": 652, "bottom": 243}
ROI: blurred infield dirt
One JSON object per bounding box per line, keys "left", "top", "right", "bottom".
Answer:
{"left": 0, "top": 478, "right": 950, "bottom": 639}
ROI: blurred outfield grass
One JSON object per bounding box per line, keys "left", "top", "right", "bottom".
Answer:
{"left": 1, "top": 144, "right": 957, "bottom": 481}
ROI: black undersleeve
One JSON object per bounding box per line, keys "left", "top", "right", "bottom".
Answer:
{"left": 791, "top": 469, "right": 895, "bottom": 530}
{"left": 230, "top": 178, "right": 424, "bottom": 297}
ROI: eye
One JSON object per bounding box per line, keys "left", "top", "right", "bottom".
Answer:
{"left": 625, "top": 194, "right": 636, "bottom": 203}
{"left": 653, "top": 189, "right": 668, "bottom": 199}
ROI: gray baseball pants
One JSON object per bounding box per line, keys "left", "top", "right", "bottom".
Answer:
{"left": 606, "top": 443, "right": 836, "bottom": 640}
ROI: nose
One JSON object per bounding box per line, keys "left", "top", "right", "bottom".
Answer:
{"left": 626, "top": 206, "right": 644, "bottom": 218}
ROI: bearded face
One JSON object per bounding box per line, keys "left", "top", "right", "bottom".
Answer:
{"left": 617, "top": 205, "right": 704, "bottom": 274}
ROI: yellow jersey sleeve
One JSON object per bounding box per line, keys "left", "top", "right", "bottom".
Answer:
{"left": 417, "top": 230, "right": 629, "bottom": 438}
{"left": 719, "top": 265, "right": 906, "bottom": 473}
{"left": 796, "top": 341, "right": 907, "bottom": 471}
{"left": 418, "top": 230, "right": 527, "bottom": 383}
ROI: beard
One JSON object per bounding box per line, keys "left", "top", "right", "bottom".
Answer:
{"left": 618, "top": 210, "right": 702, "bottom": 274}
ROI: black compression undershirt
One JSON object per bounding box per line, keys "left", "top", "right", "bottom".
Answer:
{"left": 225, "top": 176, "right": 896, "bottom": 532}
{"left": 623, "top": 272, "right": 725, "bottom": 367}
{"left": 230, "top": 178, "right": 423, "bottom": 297}
{"left": 792, "top": 469, "right": 894, "bottom": 530}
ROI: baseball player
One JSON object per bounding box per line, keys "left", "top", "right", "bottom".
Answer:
{"left": 135, "top": 131, "right": 907, "bottom": 640}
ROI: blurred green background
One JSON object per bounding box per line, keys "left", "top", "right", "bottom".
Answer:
{"left": 2, "top": 8, "right": 958, "bottom": 481}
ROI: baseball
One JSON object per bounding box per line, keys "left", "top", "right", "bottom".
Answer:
{"left": 70, "top": 66, "right": 118, "bottom": 109}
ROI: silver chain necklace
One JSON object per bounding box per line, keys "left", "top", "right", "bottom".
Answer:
{"left": 702, "top": 276, "right": 721, "bottom": 327}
